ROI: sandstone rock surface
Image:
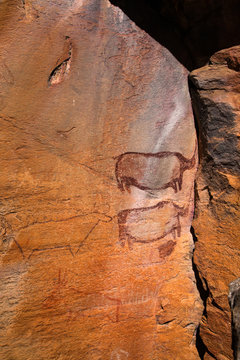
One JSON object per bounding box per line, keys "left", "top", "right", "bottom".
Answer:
{"left": 190, "top": 46, "right": 240, "bottom": 360}
{"left": 0, "top": 0, "right": 202, "bottom": 359}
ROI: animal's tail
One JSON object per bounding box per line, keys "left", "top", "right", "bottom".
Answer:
{"left": 114, "top": 155, "right": 125, "bottom": 191}
{"left": 115, "top": 171, "right": 124, "bottom": 191}
{"left": 186, "top": 138, "right": 198, "bottom": 169}
{"left": 177, "top": 138, "right": 198, "bottom": 170}
{"left": 173, "top": 202, "right": 189, "bottom": 217}
{"left": 174, "top": 181, "right": 194, "bottom": 218}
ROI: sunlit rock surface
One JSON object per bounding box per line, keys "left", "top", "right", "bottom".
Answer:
{"left": 0, "top": 0, "right": 202, "bottom": 359}
{"left": 190, "top": 45, "right": 240, "bottom": 360}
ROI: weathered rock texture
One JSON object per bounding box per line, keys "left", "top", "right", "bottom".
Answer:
{"left": 0, "top": 0, "right": 202, "bottom": 359}
{"left": 190, "top": 46, "right": 240, "bottom": 359}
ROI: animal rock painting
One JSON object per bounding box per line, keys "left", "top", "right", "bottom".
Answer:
{"left": 115, "top": 142, "right": 197, "bottom": 193}
{"left": 117, "top": 201, "right": 188, "bottom": 250}
{"left": 12, "top": 212, "right": 112, "bottom": 260}
{"left": 0, "top": 0, "right": 203, "bottom": 357}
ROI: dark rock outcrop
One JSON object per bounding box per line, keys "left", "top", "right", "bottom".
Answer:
{"left": 190, "top": 45, "right": 240, "bottom": 360}
{"left": 229, "top": 278, "right": 240, "bottom": 360}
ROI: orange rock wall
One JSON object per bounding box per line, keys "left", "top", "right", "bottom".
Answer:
{"left": 0, "top": 0, "right": 202, "bottom": 359}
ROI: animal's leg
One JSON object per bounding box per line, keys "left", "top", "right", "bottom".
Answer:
{"left": 117, "top": 179, "right": 125, "bottom": 192}
{"left": 176, "top": 179, "right": 180, "bottom": 192}
{"left": 174, "top": 178, "right": 183, "bottom": 192}
{"left": 127, "top": 235, "right": 134, "bottom": 250}
{"left": 124, "top": 181, "right": 131, "bottom": 193}
{"left": 178, "top": 175, "right": 183, "bottom": 191}
{"left": 117, "top": 177, "right": 132, "bottom": 193}
{"left": 118, "top": 223, "right": 127, "bottom": 247}
{"left": 118, "top": 234, "right": 126, "bottom": 247}
{"left": 177, "top": 225, "right": 181, "bottom": 237}
{"left": 177, "top": 215, "right": 181, "bottom": 237}
{"left": 172, "top": 180, "right": 177, "bottom": 193}
{"left": 172, "top": 227, "right": 176, "bottom": 240}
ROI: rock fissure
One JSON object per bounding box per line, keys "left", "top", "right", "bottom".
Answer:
{"left": 48, "top": 41, "right": 72, "bottom": 87}
{"left": 191, "top": 226, "right": 210, "bottom": 358}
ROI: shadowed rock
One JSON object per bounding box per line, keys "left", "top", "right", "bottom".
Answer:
{"left": 229, "top": 279, "right": 240, "bottom": 360}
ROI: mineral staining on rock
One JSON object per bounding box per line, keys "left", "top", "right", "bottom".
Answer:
{"left": 0, "top": 0, "right": 202, "bottom": 359}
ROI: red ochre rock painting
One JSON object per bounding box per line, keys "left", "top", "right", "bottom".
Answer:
{"left": 158, "top": 240, "right": 177, "bottom": 259}
{"left": 115, "top": 141, "right": 197, "bottom": 194}
{"left": 117, "top": 200, "right": 188, "bottom": 251}
{"left": 10, "top": 212, "right": 113, "bottom": 261}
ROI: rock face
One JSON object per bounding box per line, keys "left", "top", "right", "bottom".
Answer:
{"left": 0, "top": 0, "right": 202, "bottom": 359}
{"left": 190, "top": 46, "right": 240, "bottom": 359}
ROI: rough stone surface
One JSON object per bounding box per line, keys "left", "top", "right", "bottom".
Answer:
{"left": 190, "top": 45, "right": 240, "bottom": 360}
{"left": 0, "top": 0, "right": 203, "bottom": 359}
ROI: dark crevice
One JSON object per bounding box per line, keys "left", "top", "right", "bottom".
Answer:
{"left": 155, "top": 317, "right": 175, "bottom": 325}
{"left": 205, "top": 348, "right": 218, "bottom": 360}
{"left": 201, "top": 186, "right": 213, "bottom": 202}
{"left": 191, "top": 227, "right": 209, "bottom": 309}
{"left": 48, "top": 41, "right": 72, "bottom": 87}
{"left": 188, "top": 77, "right": 200, "bottom": 138}
{"left": 211, "top": 299, "right": 224, "bottom": 312}
{"left": 195, "top": 327, "right": 207, "bottom": 359}
{"left": 191, "top": 227, "right": 225, "bottom": 360}
{"left": 191, "top": 226, "right": 210, "bottom": 358}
